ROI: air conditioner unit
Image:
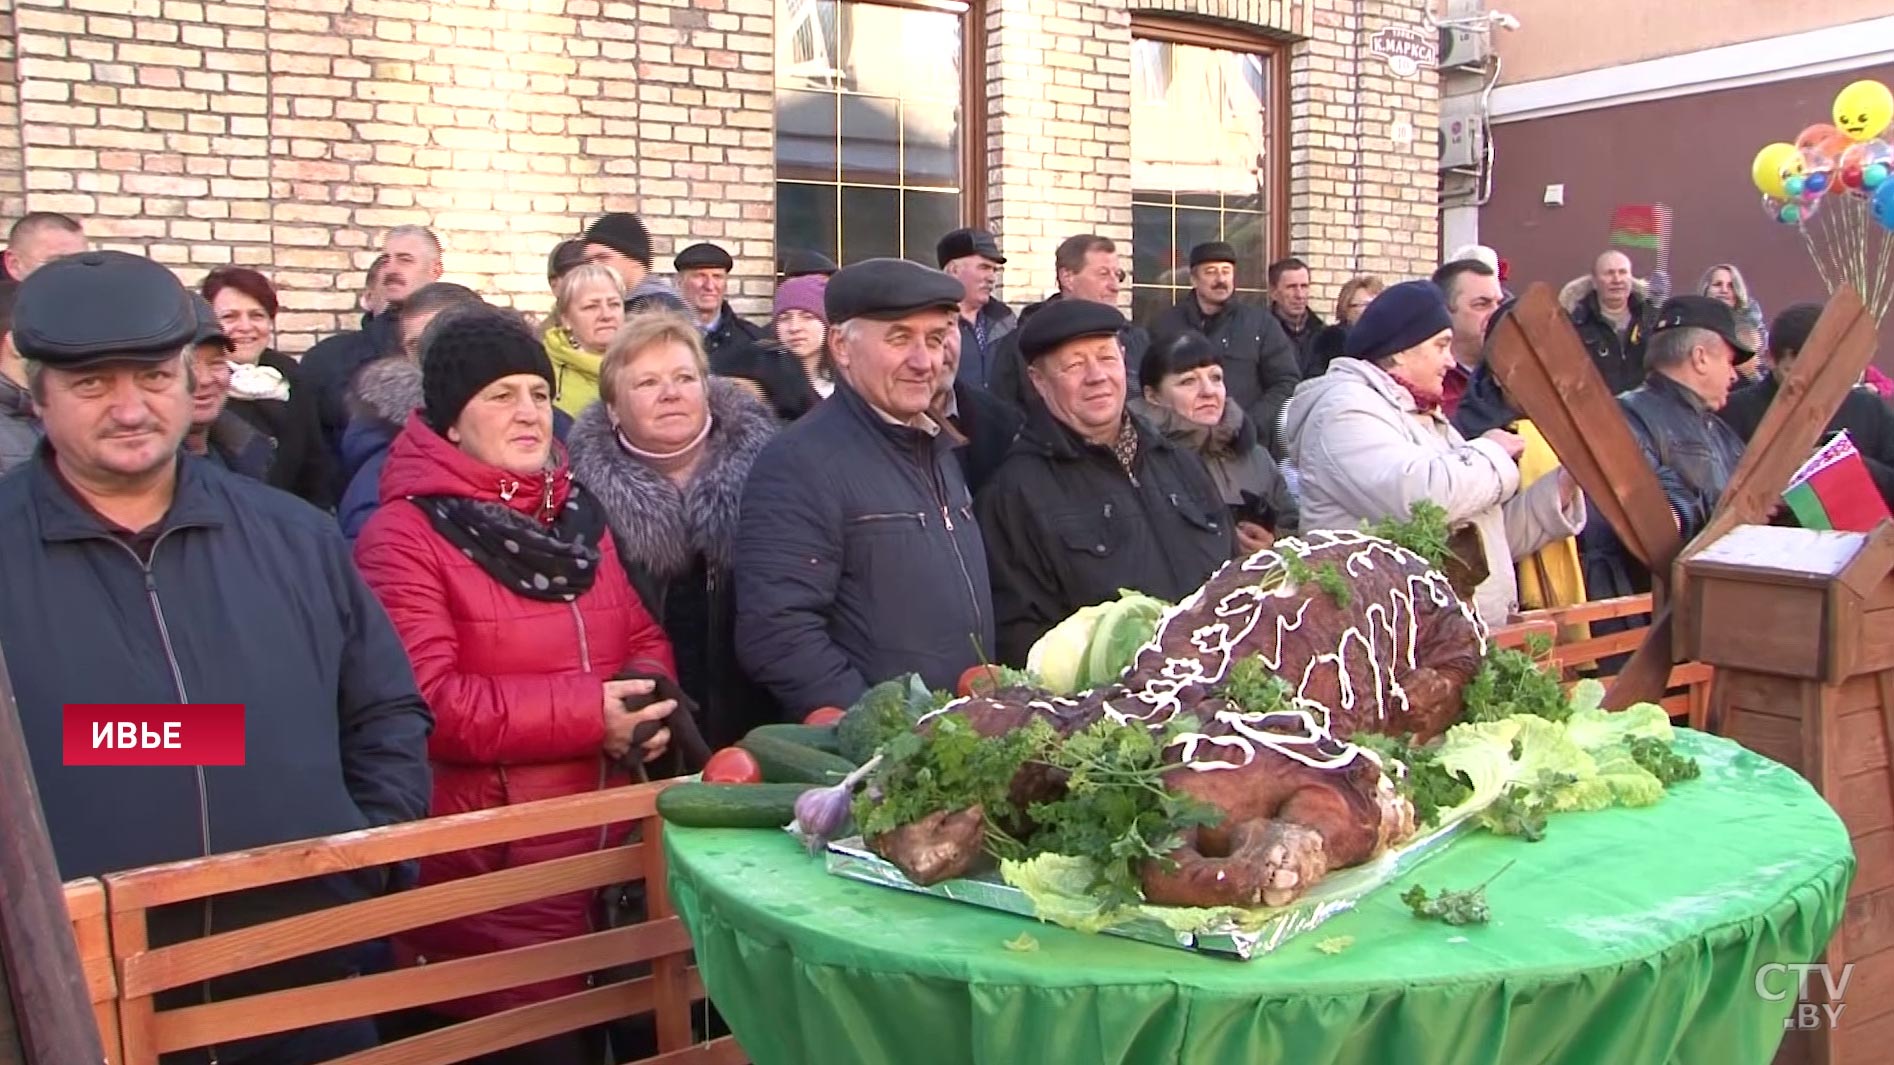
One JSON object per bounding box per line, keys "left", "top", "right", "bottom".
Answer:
{"left": 1439, "top": 93, "right": 1484, "bottom": 171}
{"left": 1437, "top": 26, "right": 1489, "bottom": 69}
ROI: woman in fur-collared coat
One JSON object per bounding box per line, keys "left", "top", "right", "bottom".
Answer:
{"left": 568, "top": 312, "right": 782, "bottom": 747}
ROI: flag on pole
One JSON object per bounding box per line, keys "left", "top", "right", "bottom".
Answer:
{"left": 1782, "top": 431, "right": 1893, "bottom": 532}
{"left": 1608, "top": 204, "right": 1670, "bottom": 251}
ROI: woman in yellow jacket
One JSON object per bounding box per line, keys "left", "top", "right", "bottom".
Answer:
{"left": 545, "top": 262, "right": 624, "bottom": 415}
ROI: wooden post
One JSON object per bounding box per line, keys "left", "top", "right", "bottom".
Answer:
{"left": 0, "top": 645, "right": 109, "bottom": 1065}
{"left": 1678, "top": 522, "right": 1894, "bottom": 1065}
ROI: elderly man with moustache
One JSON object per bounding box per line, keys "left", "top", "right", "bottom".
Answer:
{"left": 732, "top": 258, "right": 995, "bottom": 715}
{"left": 674, "top": 241, "right": 765, "bottom": 357}
{"left": 0, "top": 251, "right": 431, "bottom": 1065}
{"left": 975, "top": 299, "right": 1235, "bottom": 666}
{"left": 1150, "top": 241, "right": 1302, "bottom": 457}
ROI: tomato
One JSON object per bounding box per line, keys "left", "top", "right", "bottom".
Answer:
{"left": 957, "top": 665, "right": 1003, "bottom": 699}
{"left": 701, "top": 747, "right": 762, "bottom": 784}
{"left": 803, "top": 706, "right": 847, "bottom": 727}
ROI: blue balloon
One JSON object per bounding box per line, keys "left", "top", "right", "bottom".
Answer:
{"left": 1807, "top": 171, "right": 1830, "bottom": 195}
{"left": 1866, "top": 162, "right": 1891, "bottom": 189}
{"left": 1874, "top": 180, "right": 1894, "bottom": 231}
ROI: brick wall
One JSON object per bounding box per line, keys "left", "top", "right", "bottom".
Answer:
{"left": 983, "top": 0, "right": 1440, "bottom": 314}
{"left": 3, "top": 0, "right": 773, "bottom": 352}
{"left": 0, "top": 0, "right": 1437, "bottom": 346}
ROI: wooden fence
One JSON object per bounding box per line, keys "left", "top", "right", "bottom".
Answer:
{"left": 53, "top": 592, "right": 1707, "bottom": 1064}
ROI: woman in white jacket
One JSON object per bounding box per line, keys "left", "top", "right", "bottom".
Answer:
{"left": 1280, "top": 280, "right": 1585, "bottom": 629}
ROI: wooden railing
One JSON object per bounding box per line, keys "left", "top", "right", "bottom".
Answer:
{"left": 61, "top": 780, "right": 743, "bottom": 1065}
{"left": 52, "top": 599, "right": 1713, "bottom": 1064}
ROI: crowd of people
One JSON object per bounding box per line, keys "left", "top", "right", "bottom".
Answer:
{"left": 4, "top": 204, "right": 1894, "bottom": 1064}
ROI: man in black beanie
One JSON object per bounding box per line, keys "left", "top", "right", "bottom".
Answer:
{"left": 582, "top": 211, "right": 653, "bottom": 292}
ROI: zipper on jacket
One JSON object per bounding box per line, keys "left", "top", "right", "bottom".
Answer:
{"left": 921, "top": 447, "right": 986, "bottom": 639}
{"left": 116, "top": 533, "right": 221, "bottom": 1065}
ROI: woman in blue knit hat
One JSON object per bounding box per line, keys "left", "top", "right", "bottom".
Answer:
{"left": 1277, "top": 280, "right": 1585, "bottom": 627}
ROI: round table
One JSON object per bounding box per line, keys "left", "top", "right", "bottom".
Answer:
{"left": 666, "top": 732, "right": 1853, "bottom": 1065}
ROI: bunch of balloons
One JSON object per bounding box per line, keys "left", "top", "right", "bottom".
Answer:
{"left": 1750, "top": 79, "right": 1894, "bottom": 229}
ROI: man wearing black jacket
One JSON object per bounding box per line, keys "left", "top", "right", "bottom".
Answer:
{"left": 1720, "top": 303, "right": 1894, "bottom": 509}
{"left": 1, "top": 251, "right": 433, "bottom": 1065}
{"left": 976, "top": 299, "right": 1234, "bottom": 665}
{"left": 1150, "top": 241, "right": 1301, "bottom": 457}
{"left": 989, "top": 234, "right": 1149, "bottom": 413}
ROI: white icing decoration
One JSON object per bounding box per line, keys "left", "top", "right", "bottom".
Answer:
{"left": 927, "top": 530, "right": 1486, "bottom": 779}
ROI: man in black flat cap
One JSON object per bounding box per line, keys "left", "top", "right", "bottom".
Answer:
{"left": 937, "top": 226, "right": 1017, "bottom": 391}
{"left": 1149, "top": 240, "right": 1301, "bottom": 458}
{"left": 974, "top": 298, "right": 1235, "bottom": 666}
{"left": 778, "top": 247, "right": 839, "bottom": 280}
{"left": 1581, "top": 294, "right": 1754, "bottom": 607}
{"left": 733, "top": 257, "right": 994, "bottom": 715}
{"left": 0, "top": 250, "right": 431, "bottom": 1065}
{"left": 674, "top": 240, "right": 764, "bottom": 357}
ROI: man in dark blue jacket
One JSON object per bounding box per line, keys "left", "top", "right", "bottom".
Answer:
{"left": 1, "top": 251, "right": 433, "bottom": 1065}
{"left": 733, "top": 258, "right": 995, "bottom": 715}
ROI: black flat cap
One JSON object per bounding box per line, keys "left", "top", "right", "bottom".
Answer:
{"left": 1189, "top": 241, "right": 1238, "bottom": 268}
{"left": 13, "top": 250, "right": 197, "bottom": 366}
{"left": 190, "top": 293, "right": 231, "bottom": 351}
{"left": 673, "top": 241, "right": 733, "bottom": 272}
{"left": 1018, "top": 298, "right": 1127, "bottom": 361}
{"left": 1651, "top": 294, "right": 1757, "bottom": 363}
{"left": 780, "top": 247, "right": 838, "bottom": 278}
{"left": 825, "top": 258, "right": 965, "bottom": 325}
{"left": 936, "top": 227, "right": 1005, "bottom": 267}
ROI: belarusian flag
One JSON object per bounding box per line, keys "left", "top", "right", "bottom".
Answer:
{"left": 1782, "top": 431, "right": 1893, "bottom": 532}
{"left": 1608, "top": 204, "right": 1669, "bottom": 251}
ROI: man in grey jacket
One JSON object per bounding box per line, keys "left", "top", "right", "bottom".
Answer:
{"left": 0, "top": 283, "right": 41, "bottom": 473}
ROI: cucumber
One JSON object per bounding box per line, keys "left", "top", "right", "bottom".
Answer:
{"left": 744, "top": 723, "right": 851, "bottom": 759}
{"left": 656, "top": 782, "right": 814, "bottom": 829}
{"left": 738, "top": 732, "right": 858, "bottom": 784}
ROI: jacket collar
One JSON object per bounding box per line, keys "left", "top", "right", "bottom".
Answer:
{"left": 1021, "top": 394, "right": 1170, "bottom": 464}
{"left": 833, "top": 377, "right": 950, "bottom": 453}
{"left": 1643, "top": 370, "right": 1715, "bottom": 414}
{"left": 28, "top": 444, "right": 227, "bottom": 544}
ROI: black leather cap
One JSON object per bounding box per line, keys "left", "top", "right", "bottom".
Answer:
{"left": 1189, "top": 241, "right": 1238, "bottom": 268}
{"left": 936, "top": 227, "right": 1005, "bottom": 267}
{"left": 780, "top": 247, "right": 838, "bottom": 278}
{"left": 190, "top": 293, "right": 232, "bottom": 350}
{"left": 1652, "top": 294, "right": 1757, "bottom": 362}
{"left": 673, "top": 242, "right": 733, "bottom": 272}
{"left": 824, "top": 258, "right": 964, "bottom": 325}
{"left": 13, "top": 251, "right": 197, "bottom": 366}
{"left": 1018, "top": 298, "right": 1127, "bottom": 362}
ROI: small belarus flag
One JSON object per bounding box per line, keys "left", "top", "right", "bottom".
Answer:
{"left": 1782, "top": 431, "right": 1893, "bottom": 532}
{"left": 1608, "top": 204, "right": 1670, "bottom": 251}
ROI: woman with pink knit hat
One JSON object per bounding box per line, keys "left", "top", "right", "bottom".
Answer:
{"left": 708, "top": 275, "right": 834, "bottom": 422}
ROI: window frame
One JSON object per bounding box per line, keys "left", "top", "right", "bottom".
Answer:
{"left": 772, "top": 0, "right": 986, "bottom": 269}
{"left": 1127, "top": 15, "right": 1290, "bottom": 309}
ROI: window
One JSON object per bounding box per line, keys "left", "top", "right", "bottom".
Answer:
{"left": 774, "top": 0, "right": 974, "bottom": 272}
{"left": 1130, "top": 21, "right": 1285, "bottom": 325}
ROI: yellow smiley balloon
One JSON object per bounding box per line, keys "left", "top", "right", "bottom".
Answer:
{"left": 1752, "top": 142, "right": 1796, "bottom": 198}
{"left": 1833, "top": 79, "right": 1893, "bottom": 141}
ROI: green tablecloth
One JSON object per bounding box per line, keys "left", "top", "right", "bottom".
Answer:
{"left": 667, "top": 732, "right": 1853, "bottom": 1065}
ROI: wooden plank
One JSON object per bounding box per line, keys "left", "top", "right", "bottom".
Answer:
{"left": 1688, "top": 581, "right": 1828, "bottom": 678}
{"left": 1838, "top": 767, "right": 1894, "bottom": 838}
{"left": 1826, "top": 946, "right": 1894, "bottom": 1027}
{"left": 1720, "top": 672, "right": 1814, "bottom": 721}
{"left": 1546, "top": 628, "right": 1649, "bottom": 669}
{"left": 641, "top": 818, "right": 695, "bottom": 1054}
{"left": 153, "top": 918, "right": 695, "bottom": 1053}
{"left": 0, "top": 646, "right": 110, "bottom": 1065}
{"left": 1833, "top": 1004, "right": 1894, "bottom": 1065}
{"left": 325, "top": 981, "right": 650, "bottom": 1065}
{"left": 108, "top": 909, "right": 154, "bottom": 1065}
{"left": 102, "top": 783, "right": 672, "bottom": 910}
{"left": 645, "top": 1037, "right": 748, "bottom": 1065}
{"left": 1853, "top": 828, "right": 1894, "bottom": 900}
{"left": 118, "top": 844, "right": 646, "bottom": 999}
{"left": 1859, "top": 610, "right": 1894, "bottom": 674}
{"left": 1515, "top": 594, "right": 1656, "bottom": 627}
{"left": 1837, "top": 708, "right": 1892, "bottom": 779}
{"left": 1871, "top": 575, "right": 1894, "bottom": 612}
{"left": 61, "top": 883, "right": 119, "bottom": 1065}
{"left": 1489, "top": 618, "right": 1555, "bottom": 651}
{"left": 1486, "top": 284, "right": 1681, "bottom": 572}
{"left": 1845, "top": 886, "right": 1894, "bottom": 959}
{"left": 1603, "top": 607, "right": 1676, "bottom": 710}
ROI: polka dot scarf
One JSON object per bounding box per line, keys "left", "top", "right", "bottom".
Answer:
{"left": 410, "top": 476, "right": 609, "bottom": 603}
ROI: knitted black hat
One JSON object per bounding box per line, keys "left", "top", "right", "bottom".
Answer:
{"left": 421, "top": 305, "right": 557, "bottom": 433}
{"left": 1343, "top": 280, "right": 1452, "bottom": 363}
{"left": 582, "top": 212, "right": 652, "bottom": 268}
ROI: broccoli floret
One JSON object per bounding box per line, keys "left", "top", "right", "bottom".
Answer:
{"left": 837, "top": 676, "right": 927, "bottom": 763}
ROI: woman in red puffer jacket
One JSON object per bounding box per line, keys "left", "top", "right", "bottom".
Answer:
{"left": 355, "top": 305, "right": 677, "bottom": 1065}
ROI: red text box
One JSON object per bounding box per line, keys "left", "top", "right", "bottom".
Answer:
{"left": 62, "top": 704, "right": 246, "bottom": 766}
